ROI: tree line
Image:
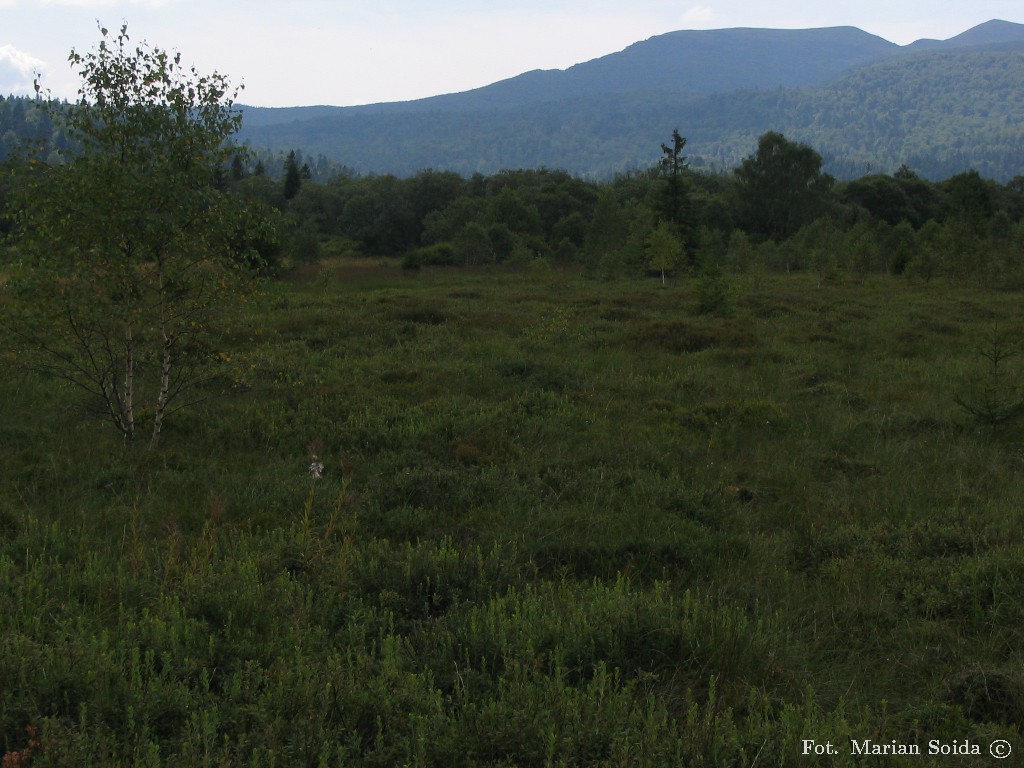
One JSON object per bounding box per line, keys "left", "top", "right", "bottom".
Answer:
{"left": 218, "top": 129, "right": 1024, "bottom": 284}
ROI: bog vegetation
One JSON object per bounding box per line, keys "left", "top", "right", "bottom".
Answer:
{"left": 1, "top": 27, "right": 1023, "bottom": 767}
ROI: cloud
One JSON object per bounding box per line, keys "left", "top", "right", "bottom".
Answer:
{"left": 0, "top": 44, "right": 45, "bottom": 74}
{"left": 678, "top": 5, "right": 715, "bottom": 27}
{"left": 0, "top": 44, "right": 46, "bottom": 93}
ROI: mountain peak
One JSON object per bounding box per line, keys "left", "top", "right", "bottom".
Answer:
{"left": 908, "top": 19, "right": 1024, "bottom": 50}
{"left": 951, "top": 19, "right": 1024, "bottom": 42}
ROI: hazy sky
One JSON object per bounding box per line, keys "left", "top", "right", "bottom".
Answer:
{"left": 2, "top": 1, "right": 1021, "bottom": 107}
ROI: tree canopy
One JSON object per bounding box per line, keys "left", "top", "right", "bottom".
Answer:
{"left": 734, "top": 131, "right": 834, "bottom": 240}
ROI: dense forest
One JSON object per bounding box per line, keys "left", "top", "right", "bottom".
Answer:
{"left": 190, "top": 132, "right": 1024, "bottom": 289}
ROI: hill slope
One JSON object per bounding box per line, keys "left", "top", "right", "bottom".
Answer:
{"left": 241, "top": 25, "right": 902, "bottom": 124}
{"left": 230, "top": 20, "right": 1024, "bottom": 179}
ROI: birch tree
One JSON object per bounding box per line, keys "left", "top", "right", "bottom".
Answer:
{"left": 6, "top": 25, "right": 251, "bottom": 447}
{"left": 646, "top": 221, "right": 684, "bottom": 287}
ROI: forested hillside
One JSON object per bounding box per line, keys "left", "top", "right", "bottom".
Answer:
{"left": 231, "top": 44, "right": 1024, "bottom": 180}
{"left": 691, "top": 46, "right": 1024, "bottom": 179}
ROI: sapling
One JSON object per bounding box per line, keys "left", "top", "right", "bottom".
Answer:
{"left": 954, "top": 323, "right": 1024, "bottom": 432}
{"left": 647, "top": 221, "right": 684, "bottom": 287}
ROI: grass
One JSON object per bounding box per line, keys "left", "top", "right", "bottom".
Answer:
{"left": 2, "top": 261, "right": 1022, "bottom": 765}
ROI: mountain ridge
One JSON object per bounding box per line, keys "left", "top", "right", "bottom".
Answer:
{"left": 235, "top": 19, "right": 1024, "bottom": 180}
{"left": 240, "top": 25, "right": 902, "bottom": 122}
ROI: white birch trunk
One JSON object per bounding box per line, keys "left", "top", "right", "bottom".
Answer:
{"left": 151, "top": 260, "right": 172, "bottom": 448}
{"left": 122, "top": 323, "right": 135, "bottom": 444}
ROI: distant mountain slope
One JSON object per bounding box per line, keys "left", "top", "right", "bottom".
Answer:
{"left": 240, "top": 25, "right": 901, "bottom": 125}
{"left": 405, "top": 25, "right": 901, "bottom": 111}
{"left": 235, "top": 20, "right": 1024, "bottom": 180}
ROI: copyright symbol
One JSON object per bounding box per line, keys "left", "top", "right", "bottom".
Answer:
{"left": 990, "top": 739, "right": 1012, "bottom": 759}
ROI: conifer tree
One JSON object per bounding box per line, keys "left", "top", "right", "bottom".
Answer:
{"left": 283, "top": 149, "right": 302, "bottom": 200}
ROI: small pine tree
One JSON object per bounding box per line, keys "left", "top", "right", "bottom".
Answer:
{"left": 696, "top": 260, "right": 733, "bottom": 316}
{"left": 283, "top": 150, "right": 302, "bottom": 200}
{"left": 955, "top": 324, "right": 1024, "bottom": 432}
{"left": 229, "top": 152, "right": 247, "bottom": 181}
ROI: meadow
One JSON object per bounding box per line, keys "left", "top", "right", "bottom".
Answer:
{"left": 2, "top": 261, "right": 1022, "bottom": 766}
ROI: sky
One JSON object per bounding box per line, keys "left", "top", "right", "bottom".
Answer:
{"left": 2, "top": 1, "right": 1022, "bottom": 108}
